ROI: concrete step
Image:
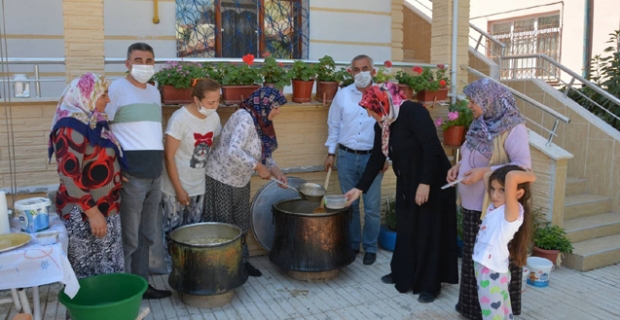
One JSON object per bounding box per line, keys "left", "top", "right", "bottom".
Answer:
{"left": 565, "top": 177, "right": 587, "bottom": 196}
{"left": 563, "top": 194, "right": 611, "bottom": 220}
{"left": 563, "top": 234, "right": 620, "bottom": 271}
{"left": 564, "top": 212, "right": 620, "bottom": 243}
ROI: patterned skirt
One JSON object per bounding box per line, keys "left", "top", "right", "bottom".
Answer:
{"left": 203, "top": 176, "right": 251, "bottom": 259}
{"left": 456, "top": 207, "right": 522, "bottom": 320}
{"left": 63, "top": 206, "right": 124, "bottom": 279}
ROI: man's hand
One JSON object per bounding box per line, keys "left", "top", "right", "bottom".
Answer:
{"left": 324, "top": 155, "right": 335, "bottom": 172}
{"left": 344, "top": 188, "right": 363, "bottom": 205}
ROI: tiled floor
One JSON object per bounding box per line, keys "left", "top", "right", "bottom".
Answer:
{"left": 2, "top": 250, "right": 620, "bottom": 320}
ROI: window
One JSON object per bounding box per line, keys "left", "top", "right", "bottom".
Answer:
{"left": 176, "top": 0, "right": 309, "bottom": 59}
{"left": 489, "top": 12, "right": 561, "bottom": 81}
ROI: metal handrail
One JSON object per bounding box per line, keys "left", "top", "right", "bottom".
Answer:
{"left": 0, "top": 58, "right": 66, "bottom": 98}
{"left": 461, "top": 64, "right": 570, "bottom": 146}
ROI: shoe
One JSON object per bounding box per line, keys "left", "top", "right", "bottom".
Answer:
{"left": 381, "top": 273, "right": 394, "bottom": 284}
{"left": 143, "top": 284, "right": 172, "bottom": 299}
{"left": 363, "top": 252, "right": 376, "bottom": 265}
{"left": 418, "top": 292, "right": 436, "bottom": 303}
{"left": 245, "top": 262, "right": 262, "bottom": 277}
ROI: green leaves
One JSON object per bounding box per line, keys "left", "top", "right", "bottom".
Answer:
{"left": 334, "top": 67, "right": 353, "bottom": 87}
{"left": 259, "top": 56, "right": 291, "bottom": 89}
{"left": 221, "top": 63, "right": 263, "bottom": 86}
{"left": 316, "top": 55, "right": 337, "bottom": 82}
{"left": 288, "top": 60, "right": 316, "bottom": 81}
{"left": 533, "top": 224, "right": 574, "bottom": 254}
{"left": 384, "top": 197, "right": 397, "bottom": 231}
{"left": 152, "top": 61, "right": 207, "bottom": 89}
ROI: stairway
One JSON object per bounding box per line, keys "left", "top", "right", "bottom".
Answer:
{"left": 562, "top": 177, "right": 620, "bottom": 271}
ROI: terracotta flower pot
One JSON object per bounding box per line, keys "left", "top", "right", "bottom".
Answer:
{"left": 221, "top": 85, "right": 262, "bottom": 105}
{"left": 443, "top": 125, "right": 465, "bottom": 147}
{"left": 532, "top": 246, "right": 560, "bottom": 266}
{"left": 161, "top": 85, "right": 193, "bottom": 105}
{"left": 398, "top": 84, "right": 413, "bottom": 100}
{"left": 317, "top": 81, "right": 339, "bottom": 103}
{"left": 291, "top": 79, "right": 315, "bottom": 103}
{"left": 416, "top": 88, "right": 449, "bottom": 103}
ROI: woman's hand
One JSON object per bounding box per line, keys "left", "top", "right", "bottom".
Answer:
{"left": 462, "top": 167, "right": 491, "bottom": 185}
{"left": 176, "top": 188, "right": 190, "bottom": 206}
{"left": 447, "top": 163, "right": 460, "bottom": 183}
{"left": 270, "top": 167, "right": 288, "bottom": 189}
{"left": 344, "top": 188, "right": 363, "bottom": 205}
{"left": 415, "top": 184, "right": 430, "bottom": 206}
{"left": 84, "top": 207, "right": 107, "bottom": 238}
{"left": 255, "top": 163, "right": 271, "bottom": 179}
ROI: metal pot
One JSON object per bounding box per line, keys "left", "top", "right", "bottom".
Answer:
{"left": 168, "top": 222, "right": 248, "bottom": 296}
{"left": 269, "top": 199, "right": 355, "bottom": 272}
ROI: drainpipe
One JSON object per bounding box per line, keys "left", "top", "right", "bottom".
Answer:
{"left": 582, "top": 0, "right": 594, "bottom": 79}
{"left": 451, "top": 0, "right": 459, "bottom": 104}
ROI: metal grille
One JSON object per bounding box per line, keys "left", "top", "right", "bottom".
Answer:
{"left": 489, "top": 14, "right": 561, "bottom": 81}
{"left": 176, "top": 0, "right": 309, "bottom": 59}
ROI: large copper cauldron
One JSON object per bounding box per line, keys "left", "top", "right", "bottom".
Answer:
{"left": 269, "top": 199, "right": 355, "bottom": 277}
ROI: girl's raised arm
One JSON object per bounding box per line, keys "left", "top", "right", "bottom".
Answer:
{"left": 505, "top": 170, "right": 536, "bottom": 222}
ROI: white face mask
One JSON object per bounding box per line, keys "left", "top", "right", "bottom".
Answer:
{"left": 354, "top": 71, "right": 372, "bottom": 88}
{"left": 130, "top": 64, "right": 155, "bottom": 84}
{"left": 197, "top": 103, "right": 217, "bottom": 117}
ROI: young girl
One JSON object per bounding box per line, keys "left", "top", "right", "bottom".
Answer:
{"left": 473, "top": 165, "right": 535, "bottom": 320}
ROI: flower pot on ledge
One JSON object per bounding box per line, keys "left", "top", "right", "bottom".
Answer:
{"left": 317, "top": 81, "right": 339, "bottom": 103}
{"left": 292, "top": 79, "right": 314, "bottom": 103}
{"left": 443, "top": 125, "right": 465, "bottom": 147}
{"left": 416, "top": 88, "right": 449, "bottom": 103}
{"left": 398, "top": 84, "right": 413, "bottom": 100}
{"left": 222, "top": 85, "right": 262, "bottom": 105}
{"left": 161, "top": 85, "right": 193, "bottom": 105}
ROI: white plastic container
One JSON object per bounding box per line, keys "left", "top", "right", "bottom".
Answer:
{"left": 13, "top": 74, "right": 30, "bottom": 98}
{"left": 324, "top": 195, "right": 347, "bottom": 209}
{"left": 15, "top": 197, "right": 52, "bottom": 233}
{"left": 526, "top": 256, "right": 554, "bottom": 287}
{"left": 522, "top": 266, "right": 529, "bottom": 292}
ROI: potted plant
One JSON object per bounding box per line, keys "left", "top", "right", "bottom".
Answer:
{"left": 204, "top": 63, "right": 225, "bottom": 83}
{"left": 153, "top": 61, "right": 206, "bottom": 105}
{"left": 434, "top": 99, "right": 472, "bottom": 147}
{"left": 532, "top": 223, "right": 574, "bottom": 265}
{"left": 259, "top": 56, "right": 290, "bottom": 91}
{"left": 372, "top": 60, "right": 394, "bottom": 84}
{"left": 411, "top": 64, "right": 450, "bottom": 103}
{"left": 288, "top": 60, "right": 316, "bottom": 103}
{"left": 334, "top": 67, "right": 353, "bottom": 88}
{"left": 315, "top": 55, "right": 339, "bottom": 103}
{"left": 378, "top": 197, "right": 397, "bottom": 252}
{"left": 220, "top": 54, "right": 263, "bottom": 105}
{"left": 393, "top": 70, "right": 416, "bottom": 100}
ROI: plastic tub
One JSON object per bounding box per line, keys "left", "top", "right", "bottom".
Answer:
{"left": 526, "top": 256, "right": 554, "bottom": 287}
{"left": 59, "top": 273, "right": 147, "bottom": 320}
{"left": 15, "top": 197, "right": 52, "bottom": 233}
{"left": 324, "top": 195, "right": 347, "bottom": 209}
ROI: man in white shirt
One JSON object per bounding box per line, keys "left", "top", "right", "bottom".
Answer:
{"left": 324, "top": 54, "right": 387, "bottom": 265}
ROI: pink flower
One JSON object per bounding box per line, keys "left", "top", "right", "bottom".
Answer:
{"left": 278, "top": 62, "right": 284, "bottom": 67}
{"left": 435, "top": 118, "right": 443, "bottom": 127}
{"left": 384, "top": 60, "right": 393, "bottom": 68}
{"left": 77, "top": 73, "right": 95, "bottom": 97}
{"left": 448, "top": 111, "right": 459, "bottom": 121}
{"left": 437, "top": 64, "right": 445, "bottom": 69}
{"left": 412, "top": 66, "right": 423, "bottom": 74}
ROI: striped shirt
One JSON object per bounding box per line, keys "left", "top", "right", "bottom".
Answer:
{"left": 106, "top": 78, "right": 164, "bottom": 179}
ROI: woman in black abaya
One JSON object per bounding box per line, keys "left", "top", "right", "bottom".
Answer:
{"left": 344, "top": 82, "right": 458, "bottom": 303}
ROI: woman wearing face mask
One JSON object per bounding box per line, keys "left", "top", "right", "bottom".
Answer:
{"left": 203, "top": 87, "right": 288, "bottom": 277}
{"left": 150, "top": 78, "right": 222, "bottom": 273}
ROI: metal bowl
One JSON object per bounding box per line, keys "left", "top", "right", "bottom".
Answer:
{"left": 297, "top": 182, "right": 326, "bottom": 202}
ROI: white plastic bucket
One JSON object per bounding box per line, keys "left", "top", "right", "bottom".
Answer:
{"left": 15, "top": 197, "right": 52, "bottom": 233}
{"left": 526, "top": 256, "right": 554, "bottom": 287}
{"left": 522, "top": 266, "right": 529, "bottom": 292}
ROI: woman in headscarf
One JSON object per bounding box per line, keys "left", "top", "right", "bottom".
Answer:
{"left": 448, "top": 78, "right": 531, "bottom": 319}
{"left": 203, "top": 87, "right": 288, "bottom": 277}
{"left": 49, "top": 72, "right": 125, "bottom": 279}
{"left": 344, "top": 82, "right": 458, "bottom": 303}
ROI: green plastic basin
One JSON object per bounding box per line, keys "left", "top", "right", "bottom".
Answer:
{"left": 58, "top": 273, "right": 148, "bottom": 320}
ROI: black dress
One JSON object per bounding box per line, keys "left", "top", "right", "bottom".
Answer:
{"left": 356, "top": 101, "right": 459, "bottom": 296}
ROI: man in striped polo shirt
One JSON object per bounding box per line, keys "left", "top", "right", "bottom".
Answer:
{"left": 107, "top": 43, "right": 171, "bottom": 299}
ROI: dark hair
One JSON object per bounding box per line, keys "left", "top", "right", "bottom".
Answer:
{"left": 192, "top": 78, "right": 221, "bottom": 100}
{"left": 127, "top": 43, "right": 154, "bottom": 60}
{"left": 488, "top": 165, "right": 533, "bottom": 267}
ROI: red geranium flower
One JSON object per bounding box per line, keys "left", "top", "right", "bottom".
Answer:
{"left": 437, "top": 64, "right": 445, "bottom": 70}
{"left": 278, "top": 62, "right": 284, "bottom": 67}
{"left": 384, "top": 60, "right": 393, "bottom": 68}
{"left": 262, "top": 51, "right": 271, "bottom": 58}
{"left": 439, "top": 79, "right": 447, "bottom": 88}
{"left": 412, "top": 66, "right": 423, "bottom": 74}
{"left": 242, "top": 53, "right": 255, "bottom": 66}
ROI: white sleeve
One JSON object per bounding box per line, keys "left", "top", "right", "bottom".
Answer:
{"left": 325, "top": 90, "right": 343, "bottom": 154}
{"left": 165, "top": 111, "right": 185, "bottom": 140}
{"left": 105, "top": 82, "right": 121, "bottom": 121}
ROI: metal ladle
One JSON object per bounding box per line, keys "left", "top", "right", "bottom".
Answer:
{"left": 270, "top": 177, "right": 299, "bottom": 193}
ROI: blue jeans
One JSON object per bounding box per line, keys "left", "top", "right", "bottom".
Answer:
{"left": 337, "top": 150, "right": 383, "bottom": 253}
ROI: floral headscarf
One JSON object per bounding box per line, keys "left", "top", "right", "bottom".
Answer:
{"left": 463, "top": 78, "right": 525, "bottom": 158}
{"left": 48, "top": 73, "right": 126, "bottom": 168}
{"left": 359, "top": 82, "right": 408, "bottom": 157}
{"left": 241, "top": 87, "right": 288, "bottom": 164}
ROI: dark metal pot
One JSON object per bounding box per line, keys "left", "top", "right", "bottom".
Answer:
{"left": 168, "top": 222, "right": 248, "bottom": 296}
{"left": 269, "top": 199, "right": 355, "bottom": 272}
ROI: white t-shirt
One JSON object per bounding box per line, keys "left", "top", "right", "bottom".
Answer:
{"left": 473, "top": 203, "right": 524, "bottom": 273}
{"left": 161, "top": 106, "right": 222, "bottom": 196}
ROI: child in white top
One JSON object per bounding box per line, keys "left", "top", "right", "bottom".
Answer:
{"left": 473, "top": 165, "right": 535, "bottom": 320}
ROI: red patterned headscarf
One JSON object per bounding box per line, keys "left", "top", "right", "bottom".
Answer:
{"left": 359, "top": 82, "right": 407, "bottom": 157}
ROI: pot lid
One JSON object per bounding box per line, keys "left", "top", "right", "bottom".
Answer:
{"left": 250, "top": 176, "right": 305, "bottom": 252}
